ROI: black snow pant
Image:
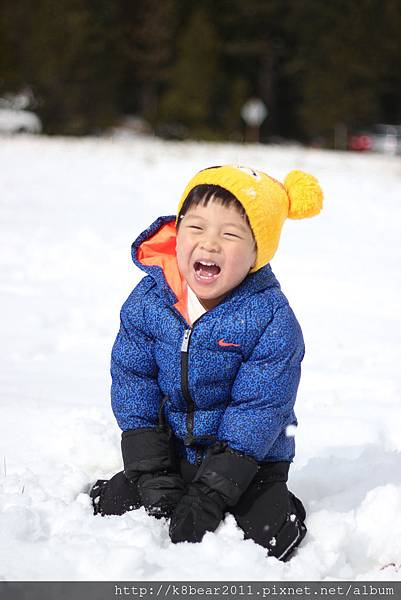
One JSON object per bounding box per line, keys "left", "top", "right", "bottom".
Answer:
{"left": 90, "top": 459, "right": 306, "bottom": 561}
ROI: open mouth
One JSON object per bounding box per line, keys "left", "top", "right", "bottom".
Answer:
{"left": 193, "top": 260, "right": 221, "bottom": 282}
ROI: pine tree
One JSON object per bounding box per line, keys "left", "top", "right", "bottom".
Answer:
{"left": 159, "top": 6, "right": 219, "bottom": 138}
{"left": 115, "top": 0, "right": 176, "bottom": 121}
{"left": 285, "top": 0, "right": 390, "bottom": 141}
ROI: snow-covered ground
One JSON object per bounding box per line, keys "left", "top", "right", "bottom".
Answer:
{"left": 0, "top": 135, "right": 400, "bottom": 581}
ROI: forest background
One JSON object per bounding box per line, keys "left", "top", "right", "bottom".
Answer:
{"left": 1, "top": 0, "right": 401, "bottom": 146}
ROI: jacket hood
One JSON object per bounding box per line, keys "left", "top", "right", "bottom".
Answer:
{"left": 131, "top": 215, "right": 280, "bottom": 322}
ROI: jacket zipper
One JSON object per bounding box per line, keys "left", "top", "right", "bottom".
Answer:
{"left": 180, "top": 315, "right": 207, "bottom": 466}
{"left": 181, "top": 328, "right": 194, "bottom": 434}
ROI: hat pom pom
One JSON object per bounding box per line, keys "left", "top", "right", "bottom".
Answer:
{"left": 284, "top": 170, "right": 323, "bottom": 219}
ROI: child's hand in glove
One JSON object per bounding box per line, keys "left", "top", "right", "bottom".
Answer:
{"left": 169, "top": 480, "right": 226, "bottom": 542}
{"left": 169, "top": 442, "right": 258, "bottom": 544}
{"left": 122, "top": 428, "right": 186, "bottom": 519}
{"left": 136, "top": 472, "right": 186, "bottom": 518}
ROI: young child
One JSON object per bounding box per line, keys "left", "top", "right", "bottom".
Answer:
{"left": 90, "top": 164, "right": 323, "bottom": 561}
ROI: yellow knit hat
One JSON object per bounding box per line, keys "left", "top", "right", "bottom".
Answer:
{"left": 176, "top": 165, "right": 323, "bottom": 272}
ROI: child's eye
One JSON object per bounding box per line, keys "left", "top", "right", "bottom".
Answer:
{"left": 188, "top": 225, "right": 202, "bottom": 230}
{"left": 224, "top": 232, "right": 241, "bottom": 239}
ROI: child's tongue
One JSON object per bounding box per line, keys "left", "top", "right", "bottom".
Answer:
{"left": 195, "top": 262, "right": 220, "bottom": 278}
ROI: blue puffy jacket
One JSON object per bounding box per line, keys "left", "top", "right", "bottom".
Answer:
{"left": 111, "top": 215, "right": 305, "bottom": 465}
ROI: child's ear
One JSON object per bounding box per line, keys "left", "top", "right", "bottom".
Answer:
{"left": 250, "top": 245, "right": 257, "bottom": 270}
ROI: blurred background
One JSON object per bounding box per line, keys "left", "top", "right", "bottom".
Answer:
{"left": 1, "top": 0, "right": 401, "bottom": 151}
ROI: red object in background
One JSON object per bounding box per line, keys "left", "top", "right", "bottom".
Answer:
{"left": 348, "top": 133, "right": 373, "bottom": 151}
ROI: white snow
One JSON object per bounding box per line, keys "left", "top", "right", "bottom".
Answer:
{"left": 0, "top": 135, "right": 400, "bottom": 581}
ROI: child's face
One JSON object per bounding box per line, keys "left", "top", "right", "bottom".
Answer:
{"left": 176, "top": 199, "right": 257, "bottom": 311}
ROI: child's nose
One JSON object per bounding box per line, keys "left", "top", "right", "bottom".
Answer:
{"left": 200, "top": 234, "right": 220, "bottom": 252}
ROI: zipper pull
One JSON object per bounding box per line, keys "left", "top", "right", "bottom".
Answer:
{"left": 181, "top": 328, "right": 191, "bottom": 352}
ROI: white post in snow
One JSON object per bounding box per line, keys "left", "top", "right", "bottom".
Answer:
{"left": 241, "top": 97, "right": 268, "bottom": 143}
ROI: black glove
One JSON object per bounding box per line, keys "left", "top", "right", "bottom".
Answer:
{"left": 169, "top": 442, "right": 258, "bottom": 543}
{"left": 136, "top": 472, "right": 186, "bottom": 518}
{"left": 122, "top": 428, "right": 186, "bottom": 518}
{"left": 90, "top": 471, "right": 141, "bottom": 516}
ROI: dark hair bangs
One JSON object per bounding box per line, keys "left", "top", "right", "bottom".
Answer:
{"left": 177, "top": 184, "right": 251, "bottom": 229}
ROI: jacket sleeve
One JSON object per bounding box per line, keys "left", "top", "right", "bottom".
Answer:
{"left": 111, "top": 291, "right": 163, "bottom": 431}
{"left": 217, "top": 303, "right": 305, "bottom": 461}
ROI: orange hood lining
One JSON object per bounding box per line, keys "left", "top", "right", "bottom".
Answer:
{"left": 136, "top": 221, "right": 189, "bottom": 323}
